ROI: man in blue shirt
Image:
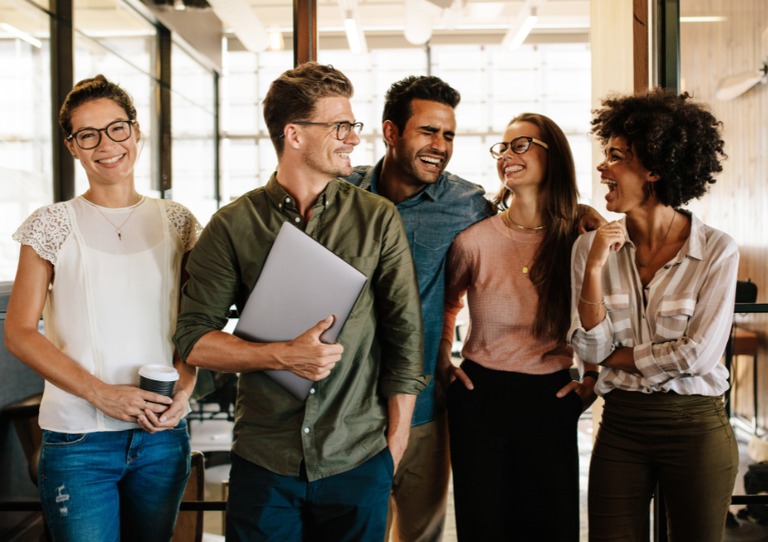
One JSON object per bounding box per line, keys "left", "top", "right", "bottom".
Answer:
{"left": 346, "top": 75, "right": 495, "bottom": 542}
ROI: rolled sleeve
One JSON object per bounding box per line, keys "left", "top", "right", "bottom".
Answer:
{"left": 173, "top": 217, "right": 240, "bottom": 360}
{"left": 375, "top": 208, "right": 427, "bottom": 397}
{"left": 568, "top": 318, "right": 616, "bottom": 365}
{"left": 633, "top": 342, "right": 673, "bottom": 385}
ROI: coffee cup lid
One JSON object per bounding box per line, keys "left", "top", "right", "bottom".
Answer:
{"left": 138, "top": 364, "right": 179, "bottom": 382}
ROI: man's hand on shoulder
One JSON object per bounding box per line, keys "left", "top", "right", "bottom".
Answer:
{"left": 576, "top": 204, "right": 608, "bottom": 234}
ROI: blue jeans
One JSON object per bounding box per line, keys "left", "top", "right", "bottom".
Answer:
{"left": 38, "top": 420, "right": 190, "bottom": 542}
{"left": 227, "top": 448, "right": 394, "bottom": 542}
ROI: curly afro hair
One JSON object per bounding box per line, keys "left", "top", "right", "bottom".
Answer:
{"left": 591, "top": 87, "right": 726, "bottom": 207}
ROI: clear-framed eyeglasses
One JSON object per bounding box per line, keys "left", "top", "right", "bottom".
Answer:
{"left": 489, "top": 136, "right": 549, "bottom": 159}
{"left": 291, "top": 120, "right": 364, "bottom": 140}
{"left": 67, "top": 119, "right": 137, "bottom": 150}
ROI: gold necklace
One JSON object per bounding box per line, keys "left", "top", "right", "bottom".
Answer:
{"left": 81, "top": 195, "right": 144, "bottom": 241}
{"left": 500, "top": 212, "right": 536, "bottom": 273}
{"left": 500, "top": 209, "right": 545, "bottom": 232}
{"left": 636, "top": 211, "right": 676, "bottom": 268}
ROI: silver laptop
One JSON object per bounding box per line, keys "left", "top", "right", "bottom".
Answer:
{"left": 233, "top": 221, "right": 368, "bottom": 400}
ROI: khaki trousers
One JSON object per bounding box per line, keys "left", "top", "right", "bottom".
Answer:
{"left": 386, "top": 414, "right": 451, "bottom": 542}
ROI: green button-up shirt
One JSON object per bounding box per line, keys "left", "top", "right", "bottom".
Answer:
{"left": 174, "top": 174, "right": 426, "bottom": 481}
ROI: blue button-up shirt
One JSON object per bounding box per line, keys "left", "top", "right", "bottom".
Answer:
{"left": 346, "top": 160, "right": 495, "bottom": 425}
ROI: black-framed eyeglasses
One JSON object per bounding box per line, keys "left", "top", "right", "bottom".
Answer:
{"left": 489, "top": 136, "right": 549, "bottom": 159}
{"left": 290, "top": 120, "right": 364, "bottom": 140}
{"left": 66, "top": 119, "right": 137, "bottom": 150}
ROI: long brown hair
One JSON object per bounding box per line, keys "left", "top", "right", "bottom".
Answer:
{"left": 492, "top": 113, "right": 580, "bottom": 340}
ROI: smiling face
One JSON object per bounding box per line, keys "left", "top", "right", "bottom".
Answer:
{"left": 298, "top": 95, "right": 360, "bottom": 179}
{"left": 65, "top": 98, "right": 138, "bottom": 188}
{"left": 384, "top": 98, "right": 456, "bottom": 191}
{"left": 598, "top": 135, "right": 658, "bottom": 214}
{"left": 495, "top": 121, "right": 547, "bottom": 193}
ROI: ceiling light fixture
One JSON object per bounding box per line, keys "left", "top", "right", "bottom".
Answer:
{"left": 502, "top": 6, "right": 538, "bottom": 50}
{"left": 404, "top": 0, "right": 437, "bottom": 45}
{"left": 0, "top": 23, "right": 42, "bottom": 48}
{"left": 338, "top": 0, "right": 368, "bottom": 54}
{"left": 268, "top": 27, "right": 284, "bottom": 51}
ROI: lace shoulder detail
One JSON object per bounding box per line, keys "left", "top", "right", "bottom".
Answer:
{"left": 12, "top": 203, "right": 72, "bottom": 265}
{"left": 162, "top": 200, "right": 202, "bottom": 252}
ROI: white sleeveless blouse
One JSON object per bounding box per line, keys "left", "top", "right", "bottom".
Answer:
{"left": 13, "top": 196, "right": 199, "bottom": 433}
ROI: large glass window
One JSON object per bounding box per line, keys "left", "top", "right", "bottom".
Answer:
{"left": 73, "top": 0, "right": 157, "bottom": 197}
{"left": 0, "top": 0, "right": 52, "bottom": 280}
{"left": 170, "top": 42, "right": 217, "bottom": 223}
{"left": 220, "top": 42, "right": 591, "bottom": 204}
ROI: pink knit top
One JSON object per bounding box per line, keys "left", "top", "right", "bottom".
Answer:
{"left": 442, "top": 214, "right": 574, "bottom": 374}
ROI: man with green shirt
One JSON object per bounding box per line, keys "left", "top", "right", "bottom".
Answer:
{"left": 173, "top": 62, "right": 426, "bottom": 542}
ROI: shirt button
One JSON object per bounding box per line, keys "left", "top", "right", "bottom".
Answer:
{"left": 309, "top": 388, "right": 316, "bottom": 394}
{"left": 285, "top": 197, "right": 291, "bottom": 203}
{"left": 294, "top": 217, "right": 301, "bottom": 223}
{"left": 303, "top": 427, "right": 310, "bottom": 434}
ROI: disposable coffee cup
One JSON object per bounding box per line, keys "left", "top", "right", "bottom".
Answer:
{"left": 138, "top": 364, "right": 179, "bottom": 398}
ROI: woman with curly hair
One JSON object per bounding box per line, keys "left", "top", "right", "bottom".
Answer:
{"left": 568, "top": 88, "right": 738, "bottom": 541}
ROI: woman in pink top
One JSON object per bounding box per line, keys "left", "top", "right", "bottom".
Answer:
{"left": 437, "top": 113, "right": 598, "bottom": 541}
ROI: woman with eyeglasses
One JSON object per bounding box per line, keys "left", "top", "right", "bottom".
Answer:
{"left": 569, "top": 89, "right": 738, "bottom": 542}
{"left": 5, "top": 74, "right": 199, "bottom": 541}
{"left": 436, "top": 113, "right": 600, "bottom": 541}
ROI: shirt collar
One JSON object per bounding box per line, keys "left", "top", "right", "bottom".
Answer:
{"left": 620, "top": 209, "right": 703, "bottom": 265}
{"left": 364, "top": 158, "right": 442, "bottom": 205}
{"left": 265, "top": 172, "right": 339, "bottom": 214}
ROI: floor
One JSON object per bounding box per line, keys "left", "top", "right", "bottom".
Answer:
{"left": 5, "top": 408, "right": 766, "bottom": 541}
{"left": 191, "top": 408, "right": 768, "bottom": 542}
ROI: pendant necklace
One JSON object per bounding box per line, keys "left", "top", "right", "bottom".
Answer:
{"left": 501, "top": 210, "right": 538, "bottom": 274}
{"left": 82, "top": 194, "right": 144, "bottom": 241}
{"left": 636, "top": 211, "right": 676, "bottom": 268}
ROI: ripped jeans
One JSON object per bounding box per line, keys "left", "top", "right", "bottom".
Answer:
{"left": 38, "top": 421, "right": 190, "bottom": 542}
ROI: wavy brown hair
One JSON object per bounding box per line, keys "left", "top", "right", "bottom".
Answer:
{"left": 493, "top": 113, "right": 580, "bottom": 340}
{"left": 263, "top": 62, "right": 354, "bottom": 157}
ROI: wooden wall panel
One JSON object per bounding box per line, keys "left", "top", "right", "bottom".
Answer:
{"left": 678, "top": 0, "right": 768, "bottom": 426}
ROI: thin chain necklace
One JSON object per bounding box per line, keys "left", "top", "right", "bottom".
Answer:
{"left": 501, "top": 208, "right": 545, "bottom": 232}
{"left": 636, "top": 211, "right": 676, "bottom": 268}
{"left": 500, "top": 211, "right": 537, "bottom": 274}
{"left": 81, "top": 194, "right": 144, "bottom": 241}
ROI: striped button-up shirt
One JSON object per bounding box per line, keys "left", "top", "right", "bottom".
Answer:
{"left": 568, "top": 212, "right": 738, "bottom": 397}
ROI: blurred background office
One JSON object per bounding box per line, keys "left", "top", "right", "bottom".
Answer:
{"left": 2, "top": 1, "right": 767, "bottom": 540}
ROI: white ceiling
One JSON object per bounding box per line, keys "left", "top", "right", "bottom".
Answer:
{"left": 0, "top": 0, "right": 590, "bottom": 46}
{"left": 246, "top": 0, "right": 591, "bottom": 34}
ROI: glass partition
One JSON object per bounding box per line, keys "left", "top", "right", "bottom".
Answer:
{"left": 0, "top": 0, "right": 52, "bottom": 281}
{"left": 169, "top": 41, "right": 217, "bottom": 224}
{"left": 73, "top": 0, "right": 157, "bottom": 197}
{"left": 220, "top": 42, "right": 591, "bottom": 203}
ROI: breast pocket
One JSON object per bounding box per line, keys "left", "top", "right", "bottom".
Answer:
{"left": 654, "top": 294, "right": 696, "bottom": 341}
{"left": 413, "top": 231, "right": 453, "bottom": 286}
